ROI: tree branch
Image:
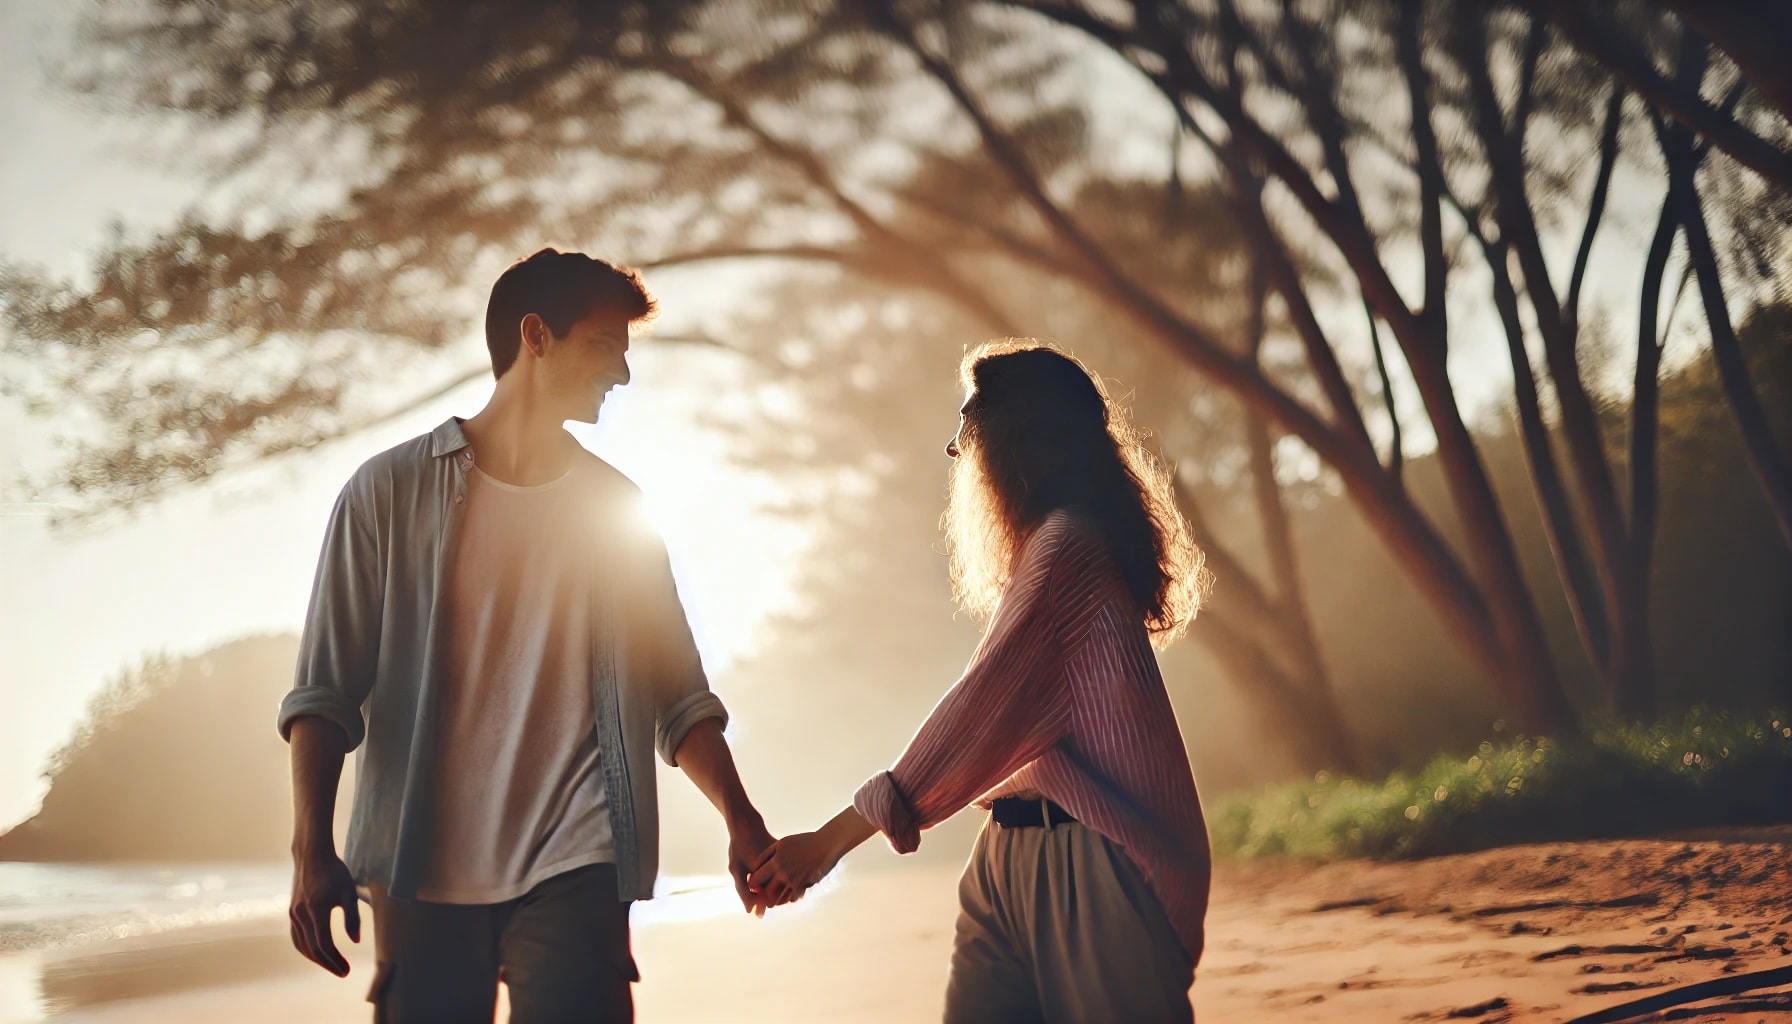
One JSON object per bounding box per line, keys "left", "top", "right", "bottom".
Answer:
{"left": 1396, "top": 0, "right": 1448, "bottom": 327}
{"left": 1566, "top": 84, "right": 1627, "bottom": 324}
{"left": 1531, "top": 0, "right": 1792, "bottom": 192}
{"left": 1365, "top": 302, "right": 1403, "bottom": 481}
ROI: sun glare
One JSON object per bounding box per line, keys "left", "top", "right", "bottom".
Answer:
{"left": 572, "top": 403, "right": 810, "bottom": 680}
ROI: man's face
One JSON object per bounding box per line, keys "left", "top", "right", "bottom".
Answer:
{"left": 538, "top": 310, "right": 631, "bottom": 424}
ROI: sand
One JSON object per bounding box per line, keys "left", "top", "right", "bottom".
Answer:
{"left": 24, "top": 830, "right": 1792, "bottom": 1023}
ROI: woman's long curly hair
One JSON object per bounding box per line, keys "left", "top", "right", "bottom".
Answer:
{"left": 943, "top": 340, "right": 1210, "bottom": 648}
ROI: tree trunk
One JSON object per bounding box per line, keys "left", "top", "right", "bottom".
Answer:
{"left": 1403, "top": 348, "right": 1579, "bottom": 735}
{"left": 1459, "top": 8, "right": 1644, "bottom": 719}
{"left": 1613, "top": 192, "right": 1679, "bottom": 720}
{"left": 1175, "top": 475, "right": 1361, "bottom": 773}
{"left": 1672, "top": 173, "right": 1792, "bottom": 548}
{"left": 1196, "top": 606, "right": 1362, "bottom": 776}
{"left": 1483, "top": 234, "right": 1614, "bottom": 683}
{"left": 1244, "top": 415, "right": 1362, "bottom": 774}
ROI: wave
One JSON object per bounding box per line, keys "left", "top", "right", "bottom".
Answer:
{"left": 0, "top": 895, "right": 288, "bottom": 954}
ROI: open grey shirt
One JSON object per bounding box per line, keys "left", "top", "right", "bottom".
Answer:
{"left": 277, "top": 417, "right": 726, "bottom": 902}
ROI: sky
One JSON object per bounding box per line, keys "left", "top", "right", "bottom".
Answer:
{"left": 0, "top": 0, "right": 809, "bottom": 833}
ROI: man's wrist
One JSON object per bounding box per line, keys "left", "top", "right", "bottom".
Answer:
{"left": 722, "top": 798, "right": 765, "bottom": 836}
{"left": 291, "top": 832, "right": 337, "bottom": 863}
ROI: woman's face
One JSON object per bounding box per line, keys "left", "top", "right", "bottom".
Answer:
{"left": 946, "top": 391, "right": 974, "bottom": 459}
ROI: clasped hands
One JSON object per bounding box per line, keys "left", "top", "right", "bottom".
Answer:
{"left": 729, "top": 828, "right": 842, "bottom": 915}
{"left": 727, "top": 807, "right": 879, "bottom": 915}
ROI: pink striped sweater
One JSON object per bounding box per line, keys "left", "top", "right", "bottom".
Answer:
{"left": 854, "top": 509, "right": 1212, "bottom": 963}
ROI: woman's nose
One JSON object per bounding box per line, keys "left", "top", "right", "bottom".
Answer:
{"left": 945, "top": 436, "right": 959, "bottom": 459}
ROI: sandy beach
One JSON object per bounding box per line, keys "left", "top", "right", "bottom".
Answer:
{"left": 20, "top": 830, "right": 1792, "bottom": 1023}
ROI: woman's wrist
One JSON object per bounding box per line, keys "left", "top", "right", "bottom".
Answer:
{"left": 823, "top": 804, "right": 878, "bottom": 858}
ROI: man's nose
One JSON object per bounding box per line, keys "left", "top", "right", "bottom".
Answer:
{"left": 613, "top": 356, "right": 631, "bottom": 388}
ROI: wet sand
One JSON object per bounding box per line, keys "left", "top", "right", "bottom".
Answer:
{"left": 30, "top": 831, "right": 1792, "bottom": 1022}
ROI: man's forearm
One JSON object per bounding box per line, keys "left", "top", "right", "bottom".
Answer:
{"left": 289, "top": 715, "right": 351, "bottom": 858}
{"left": 672, "top": 717, "right": 761, "bottom": 830}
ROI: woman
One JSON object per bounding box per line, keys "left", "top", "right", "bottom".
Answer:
{"left": 749, "top": 340, "right": 1213, "bottom": 1022}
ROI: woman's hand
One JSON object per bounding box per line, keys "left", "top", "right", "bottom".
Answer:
{"left": 747, "top": 830, "right": 843, "bottom": 907}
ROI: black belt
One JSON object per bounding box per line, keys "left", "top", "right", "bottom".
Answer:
{"left": 990, "top": 796, "right": 1078, "bottom": 829}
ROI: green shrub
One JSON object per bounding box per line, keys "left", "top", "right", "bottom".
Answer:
{"left": 1209, "top": 708, "right": 1792, "bottom": 860}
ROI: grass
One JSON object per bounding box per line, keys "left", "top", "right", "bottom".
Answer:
{"left": 1210, "top": 707, "right": 1792, "bottom": 861}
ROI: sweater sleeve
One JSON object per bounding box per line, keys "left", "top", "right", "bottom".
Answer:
{"left": 854, "top": 514, "right": 1101, "bottom": 853}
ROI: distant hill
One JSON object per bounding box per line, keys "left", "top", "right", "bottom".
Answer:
{"left": 0, "top": 635, "right": 302, "bottom": 862}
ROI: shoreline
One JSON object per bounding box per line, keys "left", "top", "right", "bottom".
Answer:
{"left": 13, "top": 831, "right": 1792, "bottom": 1022}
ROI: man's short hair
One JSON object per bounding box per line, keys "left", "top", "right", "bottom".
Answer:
{"left": 483, "top": 248, "right": 658, "bottom": 378}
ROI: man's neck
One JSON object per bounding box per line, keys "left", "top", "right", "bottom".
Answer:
{"left": 459, "top": 393, "right": 578, "bottom": 487}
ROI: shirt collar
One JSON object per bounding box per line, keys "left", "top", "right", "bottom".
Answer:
{"left": 428, "top": 416, "right": 471, "bottom": 458}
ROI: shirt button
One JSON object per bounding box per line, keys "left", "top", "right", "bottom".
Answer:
{"left": 455, "top": 493, "right": 464, "bottom": 503}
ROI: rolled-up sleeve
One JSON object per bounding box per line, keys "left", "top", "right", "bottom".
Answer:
{"left": 635, "top": 534, "right": 727, "bottom": 765}
{"left": 278, "top": 480, "right": 383, "bottom": 750}
{"left": 854, "top": 771, "right": 923, "bottom": 854}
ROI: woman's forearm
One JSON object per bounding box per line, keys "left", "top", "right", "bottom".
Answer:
{"left": 822, "top": 804, "right": 879, "bottom": 861}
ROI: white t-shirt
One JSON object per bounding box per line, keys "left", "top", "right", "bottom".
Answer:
{"left": 415, "top": 463, "right": 614, "bottom": 904}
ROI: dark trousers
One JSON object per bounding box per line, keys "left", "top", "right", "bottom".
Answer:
{"left": 367, "top": 862, "right": 637, "bottom": 1024}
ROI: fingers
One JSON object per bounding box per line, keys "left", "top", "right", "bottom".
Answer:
{"left": 747, "top": 852, "right": 783, "bottom": 893}
{"left": 756, "top": 835, "right": 784, "bottom": 867}
{"left": 343, "top": 894, "right": 362, "bottom": 944}
{"left": 748, "top": 859, "right": 803, "bottom": 909}
{"left": 289, "top": 913, "right": 310, "bottom": 963}
{"left": 729, "top": 863, "right": 756, "bottom": 913}
{"left": 290, "top": 902, "right": 339, "bottom": 976}
{"left": 312, "top": 906, "right": 349, "bottom": 976}
{"left": 293, "top": 892, "right": 351, "bottom": 976}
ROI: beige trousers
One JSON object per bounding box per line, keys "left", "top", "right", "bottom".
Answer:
{"left": 944, "top": 817, "right": 1195, "bottom": 1024}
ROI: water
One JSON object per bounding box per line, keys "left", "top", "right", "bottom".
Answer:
{"left": 0, "top": 862, "right": 740, "bottom": 1022}
{"left": 0, "top": 863, "right": 292, "bottom": 955}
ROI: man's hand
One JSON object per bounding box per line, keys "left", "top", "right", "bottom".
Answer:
{"left": 727, "top": 816, "right": 778, "bottom": 916}
{"left": 289, "top": 849, "right": 361, "bottom": 977}
{"left": 287, "top": 715, "right": 356, "bottom": 975}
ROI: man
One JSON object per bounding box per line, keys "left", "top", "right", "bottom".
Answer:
{"left": 280, "top": 248, "right": 773, "bottom": 1022}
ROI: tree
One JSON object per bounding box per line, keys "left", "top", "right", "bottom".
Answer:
{"left": 5, "top": 0, "right": 1789, "bottom": 743}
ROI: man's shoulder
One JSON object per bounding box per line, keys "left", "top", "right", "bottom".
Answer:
{"left": 567, "top": 447, "right": 641, "bottom": 497}
{"left": 339, "top": 431, "right": 440, "bottom": 506}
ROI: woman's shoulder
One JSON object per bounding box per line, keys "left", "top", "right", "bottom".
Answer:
{"left": 1025, "top": 508, "right": 1110, "bottom": 568}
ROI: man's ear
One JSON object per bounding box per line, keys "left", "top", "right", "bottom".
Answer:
{"left": 520, "top": 313, "right": 552, "bottom": 359}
